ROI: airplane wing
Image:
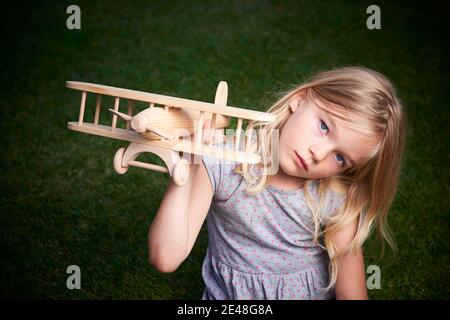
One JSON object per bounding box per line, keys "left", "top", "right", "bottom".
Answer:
{"left": 67, "top": 122, "right": 260, "bottom": 164}
{"left": 66, "top": 81, "right": 276, "bottom": 122}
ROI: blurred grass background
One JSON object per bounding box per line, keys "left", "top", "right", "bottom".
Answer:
{"left": 0, "top": 0, "right": 448, "bottom": 299}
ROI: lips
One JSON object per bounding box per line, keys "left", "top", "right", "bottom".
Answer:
{"left": 295, "top": 151, "right": 308, "bottom": 170}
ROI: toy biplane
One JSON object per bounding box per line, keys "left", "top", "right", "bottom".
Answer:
{"left": 66, "top": 81, "right": 276, "bottom": 186}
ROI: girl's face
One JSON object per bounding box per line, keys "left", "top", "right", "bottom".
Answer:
{"left": 277, "top": 97, "right": 380, "bottom": 179}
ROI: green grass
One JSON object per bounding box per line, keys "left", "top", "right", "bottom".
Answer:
{"left": 0, "top": 0, "right": 448, "bottom": 299}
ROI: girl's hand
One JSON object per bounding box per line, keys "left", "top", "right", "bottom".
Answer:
{"left": 185, "top": 120, "right": 226, "bottom": 145}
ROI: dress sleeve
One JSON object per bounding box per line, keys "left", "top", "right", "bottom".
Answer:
{"left": 329, "top": 192, "right": 347, "bottom": 214}
{"left": 201, "top": 141, "right": 242, "bottom": 201}
{"left": 322, "top": 189, "right": 347, "bottom": 225}
{"left": 201, "top": 155, "right": 222, "bottom": 195}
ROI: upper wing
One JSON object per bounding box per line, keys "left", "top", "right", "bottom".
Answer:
{"left": 66, "top": 81, "right": 276, "bottom": 122}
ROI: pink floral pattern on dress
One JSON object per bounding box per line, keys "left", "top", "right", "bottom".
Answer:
{"left": 200, "top": 143, "right": 346, "bottom": 300}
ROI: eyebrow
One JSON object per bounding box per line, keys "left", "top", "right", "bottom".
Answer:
{"left": 324, "top": 115, "right": 357, "bottom": 167}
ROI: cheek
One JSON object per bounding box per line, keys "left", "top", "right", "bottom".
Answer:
{"left": 324, "top": 166, "right": 339, "bottom": 176}
{"left": 282, "top": 118, "right": 307, "bottom": 140}
{"left": 317, "top": 162, "right": 341, "bottom": 177}
{"left": 280, "top": 113, "right": 316, "bottom": 152}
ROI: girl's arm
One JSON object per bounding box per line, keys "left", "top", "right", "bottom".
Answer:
{"left": 334, "top": 219, "right": 369, "bottom": 300}
{"left": 148, "top": 124, "right": 218, "bottom": 273}
{"left": 148, "top": 162, "right": 213, "bottom": 273}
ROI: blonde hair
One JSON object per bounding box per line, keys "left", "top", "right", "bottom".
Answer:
{"left": 234, "top": 66, "right": 408, "bottom": 291}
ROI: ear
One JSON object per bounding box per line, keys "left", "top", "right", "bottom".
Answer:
{"left": 289, "top": 90, "right": 307, "bottom": 113}
{"left": 289, "top": 99, "right": 300, "bottom": 113}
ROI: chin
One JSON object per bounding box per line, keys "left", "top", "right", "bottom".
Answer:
{"left": 278, "top": 159, "right": 303, "bottom": 178}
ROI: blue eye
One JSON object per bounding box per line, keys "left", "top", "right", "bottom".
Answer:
{"left": 336, "top": 154, "right": 346, "bottom": 166}
{"left": 320, "top": 120, "right": 329, "bottom": 133}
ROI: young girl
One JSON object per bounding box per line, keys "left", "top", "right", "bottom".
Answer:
{"left": 148, "top": 66, "right": 407, "bottom": 300}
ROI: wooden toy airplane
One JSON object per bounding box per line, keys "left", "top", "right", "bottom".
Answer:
{"left": 66, "top": 81, "right": 276, "bottom": 186}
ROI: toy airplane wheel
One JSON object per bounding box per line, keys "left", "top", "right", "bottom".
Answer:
{"left": 113, "top": 147, "right": 129, "bottom": 174}
{"left": 173, "top": 159, "right": 190, "bottom": 186}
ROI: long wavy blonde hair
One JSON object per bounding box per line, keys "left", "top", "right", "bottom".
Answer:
{"left": 233, "top": 66, "right": 408, "bottom": 291}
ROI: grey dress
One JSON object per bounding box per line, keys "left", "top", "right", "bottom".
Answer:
{"left": 200, "top": 150, "right": 346, "bottom": 300}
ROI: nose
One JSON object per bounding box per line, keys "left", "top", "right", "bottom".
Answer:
{"left": 310, "top": 143, "right": 334, "bottom": 163}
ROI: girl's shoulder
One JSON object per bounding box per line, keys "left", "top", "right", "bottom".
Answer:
{"left": 319, "top": 182, "right": 347, "bottom": 223}
{"left": 305, "top": 181, "right": 347, "bottom": 217}
{"left": 325, "top": 188, "right": 347, "bottom": 212}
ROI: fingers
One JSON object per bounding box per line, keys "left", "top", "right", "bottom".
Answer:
{"left": 185, "top": 120, "right": 225, "bottom": 145}
{"left": 203, "top": 120, "right": 211, "bottom": 129}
